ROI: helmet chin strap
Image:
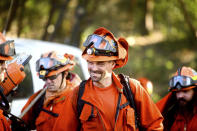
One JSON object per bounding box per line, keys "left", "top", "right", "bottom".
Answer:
{"left": 58, "top": 72, "right": 66, "bottom": 91}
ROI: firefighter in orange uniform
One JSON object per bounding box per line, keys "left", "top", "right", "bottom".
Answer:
{"left": 53, "top": 27, "right": 163, "bottom": 131}
{"left": 21, "top": 51, "right": 81, "bottom": 130}
{"left": 157, "top": 66, "right": 197, "bottom": 131}
{"left": 0, "top": 32, "right": 15, "bottom": 131}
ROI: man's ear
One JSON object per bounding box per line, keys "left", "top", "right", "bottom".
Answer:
{"left": 112, "top": 61, "right": 116, "bottom": 68}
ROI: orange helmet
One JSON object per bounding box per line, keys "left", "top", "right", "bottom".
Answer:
{"left": 82, "top": 27, "right": 128, "bottom": 69}
{"left": 169, "top": 66, "right": 197, "bottom": 91}
{"left": 0, "top": 32, "right": 15, "bottom": 60}
{"left": 138, "top": 77, "right": 153, "bottom": 95}
{"left": 36, "top": 51, "right": 75, "bottom": 80}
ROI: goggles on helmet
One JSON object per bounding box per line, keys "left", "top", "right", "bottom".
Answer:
{"left": 169, "top": 75, "right": 197, "bottom": 91}
{"left": 0, "top": 40, "right": 15, "bottom": 57}
{"left": 36, "top": 57, "right": 69, "bottom": 72}
{"left": 83, "top": 34, "right": 117, "bottom": 53}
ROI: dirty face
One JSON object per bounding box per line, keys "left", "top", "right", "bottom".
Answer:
{"left": 87, "top": 60, "right": 115, "bottom": 82}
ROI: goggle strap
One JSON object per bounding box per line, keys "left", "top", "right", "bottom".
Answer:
{"left": 48, "top": 52, "right": 53, "bottom": 58}
{"left": 178, "top": 67, "right": 182, "bottom": 76}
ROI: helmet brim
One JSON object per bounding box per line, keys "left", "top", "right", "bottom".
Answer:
{"left": 82, "top": 53, "right": 118, "bottom": 62}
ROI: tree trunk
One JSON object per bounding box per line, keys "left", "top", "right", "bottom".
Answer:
{"left": 4, "top": 0, "right": 19, "bottom": 33}
{"left": 49, "top": 0, "right": 71, "bottom": 41}
{"left": 70, "top": 0, "right": 101, "bottom": 47}
{"left": 41, "top": 0, "right": 57, "bottom": 40}
{"left": 177, "top": 0, "right": 197, "bottom": 40}
{"left": 17, "top": 0, "right": 27, "bottom": 37}
{"left": 69, "top": 5, "right": 86, "bottom": 47}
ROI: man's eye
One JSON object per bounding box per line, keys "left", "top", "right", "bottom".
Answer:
{"left": 88, "top": 62, "right": 93, "bottom": 65}
{"left": 98, "top": 63, "right": 105, "bottom": 66}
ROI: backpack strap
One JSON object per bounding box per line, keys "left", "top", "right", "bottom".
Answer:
{"left": 41, "top": 108, "right": 59, "bottom": 117}
{"left": 77, "top": 80, "right": 87, "bottom": 117}
{"left": 77, "top": 80, "right": 94, "bottom": 118}
{"left": 118, "top": 73, "right": 141, "bottom": 129}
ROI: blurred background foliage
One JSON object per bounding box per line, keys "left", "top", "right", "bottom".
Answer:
{"left": 0, "top": 0, "right": 197, "bottom": 102}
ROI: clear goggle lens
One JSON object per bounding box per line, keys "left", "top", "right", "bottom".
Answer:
{"left": 169, "top": 75, "right": 197, "bottom": 91}
{"left": 36, "top": 57, "right": 61, "bottom": 71}
{"left": 83, "top": 34, "right": 117, "bottom": 53}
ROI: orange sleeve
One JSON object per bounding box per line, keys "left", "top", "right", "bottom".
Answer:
{"left": 129, "top": 78, "right": 164, "bottom": 130}
{"left": 156, "top": 92, "right": 172, "bottom": 112}
{"left": 52, "top": 87, "right": 80, "bottom": 131}
{"left": 0, "top": 110, "right": 11, "bottom": 131}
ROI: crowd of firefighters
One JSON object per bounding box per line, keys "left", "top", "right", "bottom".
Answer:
{"left": 0, "top": 27, "right": 196, "bottom": 131}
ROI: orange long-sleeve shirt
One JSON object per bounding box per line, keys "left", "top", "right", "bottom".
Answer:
{"left": 22, "top": 87, "right": 72, "bottom": 131}
{"left": 22, "top": 73, "right": 81, "bottom": 131}
{"left": 53, "top": 72, "right": 163, "bottom": 131}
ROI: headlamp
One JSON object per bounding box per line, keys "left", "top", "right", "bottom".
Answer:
{"left": 86, "top": 47, "right": 118, "bottom": 56}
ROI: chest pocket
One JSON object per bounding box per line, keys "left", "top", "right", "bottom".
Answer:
{"left": 125, "top": 108, "right": 135, "bottom": 131}
{"left": 119, "top": 99, "right": 136, "bottom": 131}
{"left": 35, "top": 105, "right": 59, "bottom": 127}
{"left": 79, "top": 104, "right": 101, "bottom": 129}
{"left": 35, "top": 110, "right": 53, "bottom": 127}
{"left": 79, "top": 104, "right": 97, "bottom": 121}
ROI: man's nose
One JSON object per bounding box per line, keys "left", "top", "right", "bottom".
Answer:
{"left": 91, "top": 64, "right": 98, "bottom": 71}
{"left": 176, "top": 91, "right": 184, "bottom": 99}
